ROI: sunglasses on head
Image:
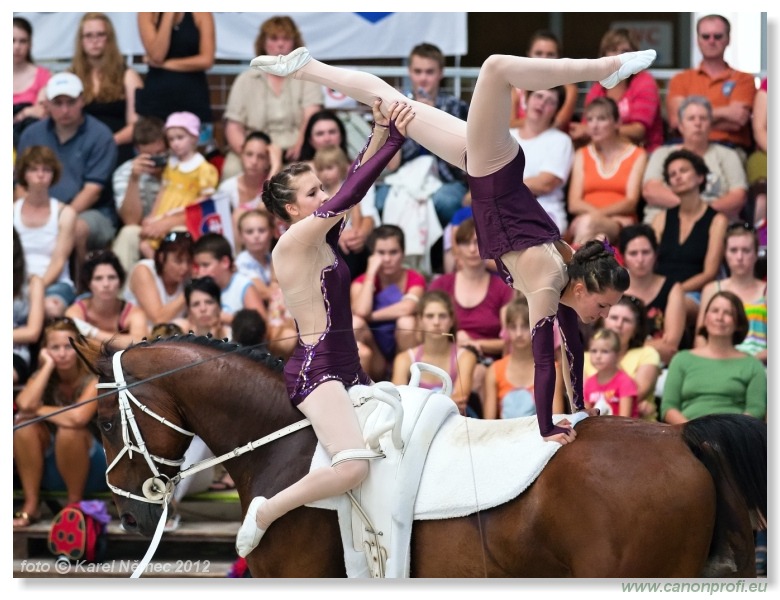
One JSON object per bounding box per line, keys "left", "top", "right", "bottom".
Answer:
{"left": 726, "top": 222, "right": 754, "bottom": 233}
{"left": 84, "top": 248, "right": 112, "bottom": 262}
{"left": 623, "top": 294, "right": 643, "bottom": 307}
{"left": 45, "top": 316, "right": 77, "bottom": 329}
{"left": 699, "top": 33, "right": 725, "bottom": 41}
{"left": 162, "top": 230, "right": 192, "bottom": 244}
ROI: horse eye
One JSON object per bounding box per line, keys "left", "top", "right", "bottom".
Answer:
{"left": 100, "top": 421, "right": 113, "bottom": 432}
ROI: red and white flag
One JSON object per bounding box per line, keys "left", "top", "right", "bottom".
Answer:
{"left": 185, "top": 196, "right": 235, "bottom": 252}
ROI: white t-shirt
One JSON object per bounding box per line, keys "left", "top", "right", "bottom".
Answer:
{"left": 511, "top": 127, "right": 574, "bottom": 233}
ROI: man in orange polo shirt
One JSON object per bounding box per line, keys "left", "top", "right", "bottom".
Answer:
{"left": 666, "top": 14, "right": 756, "bottom": 154}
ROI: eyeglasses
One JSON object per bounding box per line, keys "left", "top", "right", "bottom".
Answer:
{"left": 726, "top": 222, "right": 754, "bottom": 233}
{"left": 82, "top": 31, "right": 107, "bottom": 40}
{"left": 162, "top": 231, "right": 193, "bottom": 244}
{"left": 699, "top": 33, "right": 725, "bottom": 41}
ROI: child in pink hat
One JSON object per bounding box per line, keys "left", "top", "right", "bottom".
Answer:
{"left": 139, "top": 111, "right": 218, "bottom": 256}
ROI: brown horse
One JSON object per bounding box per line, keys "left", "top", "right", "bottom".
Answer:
{"left": 74, "top": 334, "right": 766, "bottom": 578}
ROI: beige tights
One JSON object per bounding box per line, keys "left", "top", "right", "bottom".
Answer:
{"left": 257, "top": 380, "right": 368, "bottom": 530}
{"left": 294, "top": 54, "right": 621, "bottom": 177}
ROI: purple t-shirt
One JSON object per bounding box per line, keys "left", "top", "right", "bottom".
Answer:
{"left": 429, "top": 272, "right": 513, "bottom": 357}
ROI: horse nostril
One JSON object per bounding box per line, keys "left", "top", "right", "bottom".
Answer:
{"left": 121, "top": 513, "right": 138, "bottom": 531}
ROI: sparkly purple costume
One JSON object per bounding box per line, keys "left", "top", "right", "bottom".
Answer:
{"left": 284, "top": 123, "right": 406, "bottom": 406}
{"left": 468, "top": 149, "right": 585, "bottom": 437}
{"left": 468, "top": 149, "right": 561, "bottom": 284}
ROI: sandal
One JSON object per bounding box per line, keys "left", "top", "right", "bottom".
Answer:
{"left": 13, "top": 511, "right": 40, "bottom": 528}
{"left": 208, "top": 472, "right": 236, "bottom": 492}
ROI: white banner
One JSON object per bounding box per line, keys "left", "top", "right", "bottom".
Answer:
{"left": 15, "top": 12, "right": 468, "bottom": 61}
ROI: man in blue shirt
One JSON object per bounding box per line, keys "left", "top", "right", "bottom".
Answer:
{"left": 16, "top": 72, "right": 118, "bottom": 269}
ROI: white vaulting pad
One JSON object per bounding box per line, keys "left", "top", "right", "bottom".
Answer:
{"left": 306, "top": 381, "right": 587, "bottom": 577}
{"left": 414, "top": 411, "right": 585, "bottom": 519}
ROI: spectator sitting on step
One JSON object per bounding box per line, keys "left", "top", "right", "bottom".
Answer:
{"left": 110, "top": 116, "right": 167, "bottom": 274}
{"left": 13, "top": 317, "right": 107, "bottom": 528}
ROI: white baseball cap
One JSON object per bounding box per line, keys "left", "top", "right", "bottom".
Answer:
{"left": 46, "top": 72, "right": 84, "bottom": 101}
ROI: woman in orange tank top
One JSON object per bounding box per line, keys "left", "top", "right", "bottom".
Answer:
{"left": 567, "top": 97, "right": 647, "bottom": 245}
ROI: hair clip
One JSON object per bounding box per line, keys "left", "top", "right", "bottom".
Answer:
{"left": 601, "top": 238, "right": 616, "bottom": 256}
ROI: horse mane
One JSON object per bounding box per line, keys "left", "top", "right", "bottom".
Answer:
{"left": 97, "top": 333, "right": 285, "bottom": 374}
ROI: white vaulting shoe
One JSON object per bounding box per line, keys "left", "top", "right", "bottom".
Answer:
{"left": 250, "top": 47, "right": 312, "bottom": 76}
{"left": 599, "top": 49, "right": 657, "bottom": 89}
{"left": 235, "top": 496, "right": 268, "bottom": 558}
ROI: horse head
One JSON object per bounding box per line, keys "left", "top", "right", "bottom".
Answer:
{"left": 73, "top": 334, "right": 290, "bottom": 537}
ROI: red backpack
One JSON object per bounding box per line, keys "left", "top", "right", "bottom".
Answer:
{"left": 48, "top": 502, "right": 108, "bottom": 563}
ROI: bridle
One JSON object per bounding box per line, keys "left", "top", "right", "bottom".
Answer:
{"left": 95, "top": 348, "right": 313, "bottom": 578}
{"left": 96, "top": 349, "right": 315, "bottom": 505}
{"left": 96, "top": 350, "right": 194, "bottom": 505}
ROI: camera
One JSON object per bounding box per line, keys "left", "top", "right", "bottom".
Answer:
{"left": 149, "top": 154, "right": 168, "bottom": 168}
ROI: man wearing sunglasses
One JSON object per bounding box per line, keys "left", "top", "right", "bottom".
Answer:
{"left": 666, "top": 14, "right": 757, "bottom": 156}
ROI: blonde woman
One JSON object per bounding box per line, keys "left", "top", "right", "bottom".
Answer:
{"left": 71, "top": 12, "right": 143, "bottom": 164}
{"left": 392, "top": 290, "right": 478, "bottom": 415}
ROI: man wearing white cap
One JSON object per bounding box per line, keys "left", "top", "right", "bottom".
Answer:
{"left": 16, "top": 72, "right": 119, "bottom": 271}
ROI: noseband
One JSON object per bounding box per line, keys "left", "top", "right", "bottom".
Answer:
{"left": 96, "top": 350, "right": 195, "bottom": 505}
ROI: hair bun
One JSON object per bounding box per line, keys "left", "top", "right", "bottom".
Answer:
{"left": 571, "top": 239, "right": 607, "bottom": 264}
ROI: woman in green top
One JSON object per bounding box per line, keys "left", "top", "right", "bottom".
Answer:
{"left": 662, "top": 290, "right": 766, "bottom": 423}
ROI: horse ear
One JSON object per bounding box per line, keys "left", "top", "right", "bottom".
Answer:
{"left": 70, "top": 335, "right": 102, "bottom": 375}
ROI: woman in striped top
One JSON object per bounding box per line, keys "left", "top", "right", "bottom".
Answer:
{"left": 696, "top": 223, "right": 766, "bottom": 364}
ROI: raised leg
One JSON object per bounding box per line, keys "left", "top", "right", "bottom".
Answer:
{"left": 465, "top": 53, "right": 651, "bottom": 177}
{"left": 254, "top": 49, "right": 655, "bottom": 179}
{"left": 256, "top": 55, "right": 467, "bottom": 170}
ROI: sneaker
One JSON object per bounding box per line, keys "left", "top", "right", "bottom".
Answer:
{"left": 250, "top": 47, "right": 312, "bottom": 76}
{"left": 600, "top": 49, "right": 657, "bottom": 89}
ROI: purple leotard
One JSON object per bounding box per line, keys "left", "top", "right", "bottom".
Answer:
{"left": 468, "top": 147, "right": 584, "bottom": 437}
{"left": 467, "top": 148, "right": 560, "bottom": 286}
{"left": 284, "top": 123, "right": 406, "bottom": 406}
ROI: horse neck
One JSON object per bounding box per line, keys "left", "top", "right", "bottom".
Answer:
{"left": 134, "top": 345, "right": 298, "bottom": 459}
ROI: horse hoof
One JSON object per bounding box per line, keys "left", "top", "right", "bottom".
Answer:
{"left": 236, "top": 496, "right": 267, "bottom": 557}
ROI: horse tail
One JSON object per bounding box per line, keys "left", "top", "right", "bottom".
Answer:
{"left": 682, "top": 413, "right": 767, "bottom": 529}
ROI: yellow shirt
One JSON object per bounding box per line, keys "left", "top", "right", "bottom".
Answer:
{"left": 154, "top": 153, "right": 218, "bottom": 217}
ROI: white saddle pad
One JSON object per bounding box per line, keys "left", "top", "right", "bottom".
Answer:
{"left": 306, "top": 382, "right": 587, "bottom": 577}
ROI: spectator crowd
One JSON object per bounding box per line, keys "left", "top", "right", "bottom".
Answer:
{"left": 12, "top": 12, "right": 766, "bottom": 572}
